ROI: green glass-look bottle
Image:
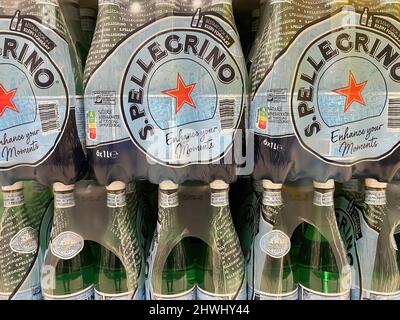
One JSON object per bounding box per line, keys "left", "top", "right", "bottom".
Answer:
{"left": 251, "top": 180, "right": 297, "bottom": 300}
{"left": 43, "top": 183, "right": 94, "bottom": 300}
{"left": 197, "top": 180, "right": 246, "bottom": 300}
{"left": 297, "top": 180, "right": 350, "bottom": 300}
{"left": 362, "top": 179, "right": 400, "bottom": 300}
{"left": 151, "top": 181, "right": 196, "bottom": 300}
{"left": 95, "top": 181, "right": 143, "bottom": 300}
{"left": 0, "top": 182, "right": 39, "bottom": 300}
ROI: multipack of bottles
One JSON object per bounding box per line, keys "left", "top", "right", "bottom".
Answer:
{"left": 0, "top": 0, "right": 400, "bottom": 301}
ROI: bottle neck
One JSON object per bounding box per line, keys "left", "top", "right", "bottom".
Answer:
{"left": 261, "top": 188, "right": 282, "bottom": 225}
{"left": 54, "top": 190, "right": 75, "bottom": 210}
{"left": 210, "top": 188, "right": 229, "bottom": 209}
{"left": 365, "top": 186, "right": 387, "bottom": 207}
{"left": 364, "top": 186, "right": 387, "bottom": 233}
{"left": 3, "top": 188, "right": 25, "bottom": 208}
{"left": 313, "top": 188, "right": 334, "bottom": 207}
{"left": 107, "top": 189, "right": 126, "bottom": 209}
{"left": 159, "top": 189, "right": 179, "bottom": 209}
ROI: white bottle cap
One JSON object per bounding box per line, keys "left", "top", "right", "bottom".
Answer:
{"left": 80, "top": 8, "right": 97, "bottom": 17}
{"left": 106, "top": 181, "right": 126, "bottom": 191}
{"left": 313, "top": 180, "right": 335, "bottom": 190}
{"left": 365, "top": 178, "right": 387, "bottom": 189}
{"left": 159, "top": 180, "right": 179, "bottom": 191}
{"left": 210, "top": 180, "right": 229, "bottom": 190}
{"left": 2, "top": 181, "right": 24, "bottom": 191}
{"left": 262, "top": 180, "right": 282, "bottom": 190}
{"left": 53, "top": 183, "right": 75, "bottom": 192}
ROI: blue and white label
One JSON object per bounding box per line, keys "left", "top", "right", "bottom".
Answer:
{"left": 85, "top": 10, "right": 245, "bottom": 167}
{"left": 0, "top": 12, "right": 74, "bottom": 169}
{"left": 44, "top": 285, "right": 94, "bottom": 300}
{"left": 299, "top": 285, "right": 350, "bottom": 300}
{"left": 197, "top": 284, "right": 247, "bottom": 300}
{"left": 153, "top": 287, "right": 197, "bottom": 300}
{"left": 95, "top": 286, "right": 144, "bottom": 300}
{"left": 362, "top": 289, "right": 400, "bottom": 300}
{"left": 251, "top": 6, "right": 400, "bottom": 165}
{"left": 252, "top": 287, "right": 298, "bottom": 300}
{"left": 0, "top": 284, "right": 42, "bottom": 300}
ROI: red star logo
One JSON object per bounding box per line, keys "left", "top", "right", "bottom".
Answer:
{"left": 162, "top": 73, "right": 196, "bottom": 114}
{"left": 332, "top": 71, "right": 368, "bottom": 113}
{"left": 0, "top": 84, "right": 18, "bottom": 117}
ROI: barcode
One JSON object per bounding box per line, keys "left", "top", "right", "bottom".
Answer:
{"left": 38, "top": 103, "right": 59, "bottom": 134}
{"left": 388, "top": 98, "right": 400, "bottom": 131}
{"left": 219, "top": 99, "right": 235, "bottom": 130}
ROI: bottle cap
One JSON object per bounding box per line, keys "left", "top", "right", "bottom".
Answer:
{"left": 262, "top": 180, "right": 282, "bottom": 190}
{"left": 80, "top": 8, "right": 97, "bottom": 17}
{"left": 210, "top": 180, "right": 229, "bottom": 190}
{"left": 2, "top": 181, "right": 24, "bottom": 191}
{"left": 365, "top": 178, "right": 387, "bottom": 189}
{"left": 53, "top": 183, "right": 75, "bottom": 192}
{"left": 159, "top": 180, "right": 179, "bottom": 191}
{"left": 106, "top": 181, "right": 126, "bottom": 191}
{"left": 313, "top": 180, "right": 335, "bottom": 189}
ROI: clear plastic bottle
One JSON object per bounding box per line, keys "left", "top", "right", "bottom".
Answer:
{"left": 361, "top": 179, "right": 400, "bottom": 299}
{"left": 0, "top": 182, "right": 40, "bottom": 300}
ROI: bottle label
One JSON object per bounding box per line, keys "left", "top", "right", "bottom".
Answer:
{"left": 313, "top": 191, "right": 334, "bottom": 207}
{"left": 262, "top": 191, "right": 282, "bottom": 206}
{"left": 259, "top": 230, "right": 291, "bottom": 258}
{"left": 44, "top": 285, "right": 94, "bottom": 300}
{"left": 84, "top": 8, "right": 245, "bottom": 167}
{"left": 211, "top": 191, "right": 229, "bottom": 207}
{"left": 3, "top": 190, "right": 24, "bottom": 207}
{"left": 50, "top": 231, "right": 84, "bottom": 260}
{"left": 0, "top": 11, "right": 75, "bottom": 170}
{"left": 159, "top": 192, "right": 179, "bottom": 208}
{"left": 0, "top": 284, "right": 42, "bottom": 300}
{"left": 197, "top": 285, "right": 247, "bottom": 300}
{"left": 94, "top": 287, "right": 144, "bottom": 300}
{"left": 75, "top": 95, "right": 86, "bottom": 144}
{"left": 107, "top": 192, "right": 127, "bottom": 208}
{"left": 252, "top": 287, "right": 298, "bottom": 300}
{"left": 9, "top": 227, "right": 38, "bottom": 254}
{"left": 365, "top": 190, "right": 386, "bottom": 206}
{"left": 362, "top": 289, "right": 400, "bottom": 300}
{"left": 299, "top": 285, "right": 350, "bottom": 300}
{"left": 54, "top": 192, "right": 75, "bottom": 209}
{"left": 153, "top": 287, "right": 197, "bottom": 300}
{"left": 251, "top": 5, "right": 400, "bottom": 165}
